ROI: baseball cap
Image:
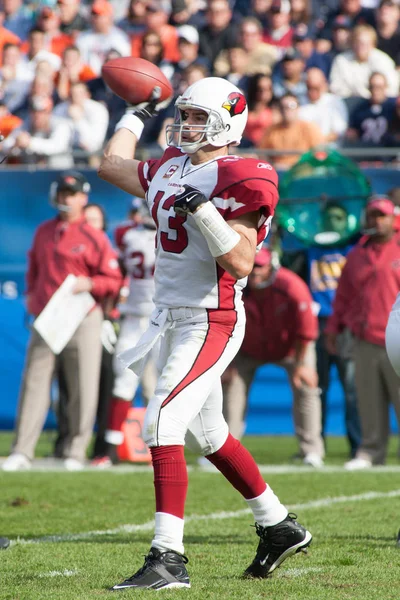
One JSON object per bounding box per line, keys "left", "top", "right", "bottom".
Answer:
{"left": 293, "top": 23, "right": 314, "bottom": 41}
{"left": 282, "top": 48, "right": 304, "bottom": 61}
{"left": 379, "top": 0, "right": 399, "bottom": 8}
{"left": 254, "top": 247, "right": 272, "bottom": 267}
{"left": 178, "top": 25, "right": 199, "bottom": 45}
{"left": 366, "top": 196, "right": 395, "bottom": 215}
{"left": 172, "top": 0, "right": 187, "bottom": 13}
{"left": 91, "top": 0, "right": 113, "bottom": 17}
{"left": 333, "top": 15, "right": 352, "bottom": 29}
{"left": 270, "top": 0, "right": 291, "bottom": 14}
{"left": 57, "top": 171, "right": 91, "bottom": 194}
{"left": 39, "top": 6, "right": 57, "bottom": 18}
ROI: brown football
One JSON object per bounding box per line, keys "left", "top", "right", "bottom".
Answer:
{"left": 101, "top": 57, "right": 173, "bottom": 105}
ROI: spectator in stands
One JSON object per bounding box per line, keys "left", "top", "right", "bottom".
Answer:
{"left": 118, "top": 0, "right": 149, "bottom": 37}
{"left": 53, "top": 81, "right": 109, "bottom": 160}
{"left": 86, "top": 48, "right": 126, "bottom": 139}
{"left": 223, "top": 46, "right": 249, "bottom": 89}
{"left": 3, "top": 0, "right": 34, "bottom": 41}
{"left": 300, "top": 67, "right": 348, "bottom": 143}
{"left": 345, "top": 72, "right": 396, "bottom": 146}
{"left": 264, "top": 0, "right": 293, "bottom": 50}
{"left": 215, "top": 16, "right": 278, "bottom": 78}
{"left": 272, "top": 48, "right": 308, "bottom": 105}
{"left": 57, "top": 0, "right": 89, "bottom": 37}
{"left": 0, "top": 99, "right": 21, "bottom": 136}
{"left": 0, "top": 43, "right": 32, "bottom": 113}
{"left": 171, "top": 25, "right": 210, "bottom": 93}
{"left": 76, "top": 0, "right": 131, "bottom": 75}
{"left": 21, "top": 27, "right": 62, "bottom": 77}
{"left": 376, "top": 0, "right": 400, "bottom": 66}
{"left": 326, "top": 196, "right": 400, "bottom": 469}
{"left": 1, "top": 171, "right": 123, "bottom": 472}
{"left": 320, "top": 0, "right": 376, "bottom": 42}
{"left": 55, "top": 45, "right": 96, "bottom": 101}
{"left": 258, "top": 92, "right": 324, "bottom": 167}
{"left": 290, "top": 0, "right": 313, "bottom": 28}
{"left": 13, "top": 72, "right": 56, "bottom": 120}
{"left": 170, "top": 0, "right": 192, "bottom": 26}
{"left": 222, "top": 247, "right": 324, "bottom": 467}
{"left": 292, "top": 24, "right": 332, "bottom": 78}
{"left": 34, "top": 7, "right": 73, "bottom": 58}
{"left": 330, "top": 25, "right": 399, "bottom": 99}
{"left": 137, "top": 30, "right": 174, "bottom": 81}
{"left": 131, "top": 1, "right": 180, "bottom": 63}
{"left": 243, "top": 73, "right": 275, "bottom": 146}
{"left": 0, "top": 9, "right": 20, "bottom": 62}
{"left": 198, "top": 0, "right": 240, "bottom": 69}
{"left": 0, "top": 95, "right": 73, "bottom": 168}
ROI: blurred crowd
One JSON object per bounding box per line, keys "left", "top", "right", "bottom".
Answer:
{"left": 0, "top": 0, "right": 400, "bottom": 168}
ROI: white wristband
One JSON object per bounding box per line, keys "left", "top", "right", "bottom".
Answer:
{"left": 115, "top": 113, "right": 144, "bottom": 140}
{"left": 192, "top": 202, "right": 241, "bottom": 258}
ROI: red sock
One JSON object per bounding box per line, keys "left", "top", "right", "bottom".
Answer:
{"left": 107, "top": 397, "right": 130, "bottom": 432}
{"left": 207, "top": 434, "right": 267, "bottom": 500}
{"left": 150, "top": 445, "right": 188, "bottom": 519}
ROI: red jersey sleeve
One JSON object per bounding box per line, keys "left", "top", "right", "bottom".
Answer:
{"left": 211, "top": 157, "right": 279, "bottom": 244}
{"left": 137, "top": 147, "right": 184, "bottom": 193}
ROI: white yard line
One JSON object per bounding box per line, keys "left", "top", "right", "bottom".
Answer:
{"left": 11, "top": 488, "right": 400, "bottom": 547}
{"left": 3, "top": 458, "right": 400, "bottom": 474}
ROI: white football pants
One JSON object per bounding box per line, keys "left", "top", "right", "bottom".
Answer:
{"left": 143, "top": 305, "right": 245, "bottom": 454}
{"left": 113, "top": 315, "right": 158, "bottom": 403}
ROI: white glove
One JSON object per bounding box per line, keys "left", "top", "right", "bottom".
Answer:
{"left": 101, "top": 319, "right": 118, "bottom": 354}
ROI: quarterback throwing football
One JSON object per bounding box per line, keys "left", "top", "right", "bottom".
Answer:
{"left": 99, "top": 77, "right": 312, "bottom": 591}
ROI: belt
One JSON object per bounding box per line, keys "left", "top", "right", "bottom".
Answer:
{"left": 167, "top": 307, "right": 205, "bottom": 322}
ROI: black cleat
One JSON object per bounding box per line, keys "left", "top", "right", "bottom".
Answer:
{"left": 244, "top": 513, "right": 312, "bottom": 579}
{"left": 111, "top": 547, "right": 190, "bottom": 591}
{"left": 396, "top": 529, "right": 400, "bottom": 547}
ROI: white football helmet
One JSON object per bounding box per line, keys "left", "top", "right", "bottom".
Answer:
{"left": 166, "top": 77, "right": 248, "bottom": 154}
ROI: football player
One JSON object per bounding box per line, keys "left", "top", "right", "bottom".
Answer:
{"left": 92, "top": 198, "right": 158, "bottom": 467}
{"left": 98, "top": 77, "right": 312, "bottom": 590}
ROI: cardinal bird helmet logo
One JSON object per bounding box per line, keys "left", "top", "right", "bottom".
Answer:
{"left": 222, "top": 92, "right": 247, "bottom": 116}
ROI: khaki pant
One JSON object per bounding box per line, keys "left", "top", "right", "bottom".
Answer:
{"left": 354, "top": 338, "right": 400, "bottom": 464}
{"left": 223, "top": 343, "right": 324, "bottom": 458}
{"left": 13, "top": 307, "right": 103, "bottom": 462}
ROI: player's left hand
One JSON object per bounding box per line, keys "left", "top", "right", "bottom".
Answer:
{"left": 174, "top": 184, "right": 209, "bottom": 216}
{"left": 292, "top": 364, "right": 318, "bottom": 389}
{"left": 72, "top": 276, "right": 93, "bottom": 294}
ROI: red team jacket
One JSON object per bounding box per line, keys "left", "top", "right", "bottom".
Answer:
{"left": 326, "top": 231, "right": 400, "bottom": 347}
{"left": 240, "top": 267, "right": 318, "bottom": 363}
{"left": 26, "top": 216, "right": 123, "bottom": 316}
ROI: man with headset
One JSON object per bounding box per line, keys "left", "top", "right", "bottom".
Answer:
{"left": 2, "top": 171, "right": 123, "bottom": 471}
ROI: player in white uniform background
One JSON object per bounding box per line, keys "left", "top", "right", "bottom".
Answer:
{"left": 92, "top": 199, "right": 158, "bottom": 467}
{"left": 99, "top": 76, "right": 312, "bottom": 591}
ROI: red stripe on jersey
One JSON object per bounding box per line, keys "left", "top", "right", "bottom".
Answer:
{"left": 137, "top": 162, "right": 149, "bottom": 193}
{"left": 217, "top": 264, "right": 236, "bottom": 310}
{"left": 160, "top": 309, "right": 237, "bottom": 410}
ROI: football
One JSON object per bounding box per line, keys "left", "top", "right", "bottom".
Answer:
{"left": 101, "top": 57, "right": 173, "bottom": 105}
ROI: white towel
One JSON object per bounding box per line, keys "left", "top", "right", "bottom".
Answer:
{"left": 118, "top": 308, "right": 170, "bottom": 376}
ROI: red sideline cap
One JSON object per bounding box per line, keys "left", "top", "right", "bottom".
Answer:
{"left": 366, "top": 196, "right": 395, "bottom": 215}
{"left": 91, "top": 0, "right": 113, "bottom": 16}
{"left": 254, "top": 247, "right": 272, "bottom": 267}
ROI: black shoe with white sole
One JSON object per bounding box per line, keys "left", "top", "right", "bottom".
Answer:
{"left": 111, "top": 547, "right": 190, "bottom": 591}
{"left": 244, "top": 513, "right": 312, "bottom": 579}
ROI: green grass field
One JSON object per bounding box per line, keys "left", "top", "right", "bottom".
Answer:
{"left": 1, "top": 432, "right": 399, "bottom": 600}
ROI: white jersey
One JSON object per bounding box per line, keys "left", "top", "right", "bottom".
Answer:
{"left": 116, "top": 223, "right": 156, "bottom": 317}
{"left": 138, "top": 148, "right": 279, "bottom": 311}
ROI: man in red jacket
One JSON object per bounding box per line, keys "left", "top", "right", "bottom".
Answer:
{"left": 2, "top": 171, "right": 123, "bottom": 472}
{"left": 325, "top": 196, "right": 400, "bottom": 470}
{"left": 223, "top": 247, "right": 324, "bottom": 467}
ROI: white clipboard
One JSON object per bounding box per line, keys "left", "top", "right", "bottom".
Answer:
{"left": 33, "top": 274, "right": 95, "bottom": 354}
